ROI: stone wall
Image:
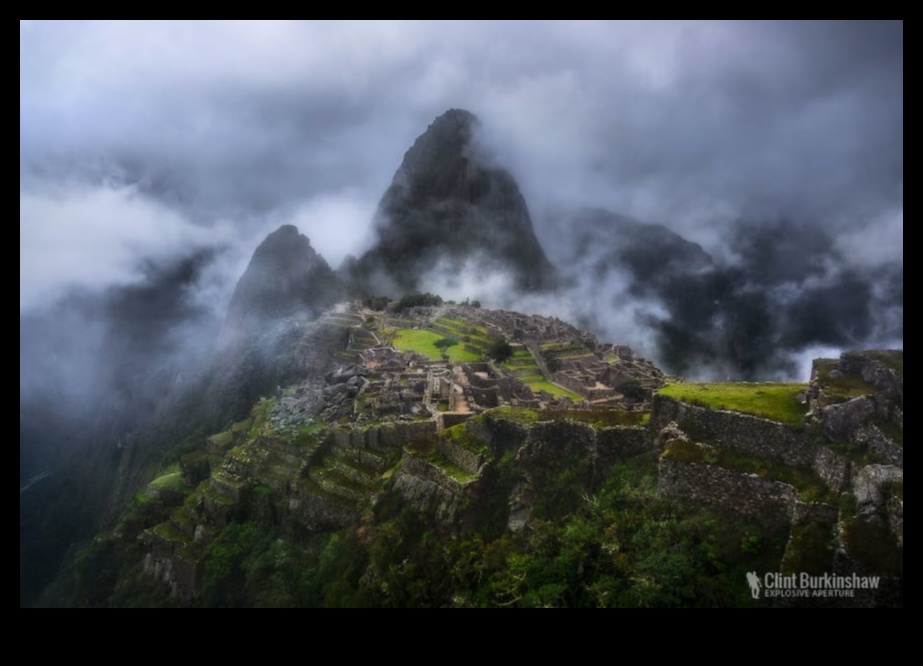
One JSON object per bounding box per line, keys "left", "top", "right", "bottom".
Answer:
{"left": 441, "top": 412, "right": 472, "bottom": 429}
{"left": 651, "top": 396, "right": 816, "bottom": 466}
{"left": 332, "top": 420, "right": 438, "bottom": 452}
{"left": 435, "top": 435, "right": 484, "bottom": 475}
{"left": 392, "top": 454, "right": 464, "bottom": 523}
{"left": 650, "top": 395, "right": 850, "bottom": 491}
{"left": 596, "top": 426, "right": 650, "bottom": 469}
{"left": 467, "top": 371, "right": 498, "bottom": 390}
{"left": 287, "top": 485, "right": 359, "bottom": 531}
{"left": 658, "top": 457, "right": 797, "bottom": 530}
{"left": 469, "top": 385, "right": 500, "bottom": 408}
{"left": 473, "top": 415, "right": 529, "bottom": 455}
{"left": 550, "top": 371, "right": 592, "bottom": 397}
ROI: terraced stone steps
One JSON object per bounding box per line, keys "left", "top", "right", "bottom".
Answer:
{"left": 308, "top": 467, "right": 371, "bottom": 504}
{"left": 331, "top": 442, "right": 393, "bottom": 471}
{"left": 328, "top": 455, "right": 381, "bottom": 486}
{"left": 208, "top": 470, "right": 247, "bottom": 503}
{"left": 295, "top": 477, "right": 361, "bottom": 512}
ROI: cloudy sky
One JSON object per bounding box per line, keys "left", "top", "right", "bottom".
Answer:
{"left": 20, "top": 20, "right": 902, "bottom": 315}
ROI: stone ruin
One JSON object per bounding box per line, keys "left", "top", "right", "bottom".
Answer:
{"left": 291, "top": 302, "right": 668, "bottom": 431}
{"left": 446, "top": 306, "right": 665, "bottom": 403}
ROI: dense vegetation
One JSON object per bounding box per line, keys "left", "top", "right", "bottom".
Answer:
{"left": 51, "top": 451, "right": 787, "bottom": 607}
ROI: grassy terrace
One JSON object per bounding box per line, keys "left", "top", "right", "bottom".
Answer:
{"left": 440, "top": 316, "right": 489, "bottom": 336}
{"left": 496, "top": 347, "right": 582, "bottom": 400}
{"left": 430, "top": 316, "right": 493, "bottom": 350}
{"left": 392, "top": 329, "right": 481, "bottom": 363}
{"left": 503, "top": 352, "right": 538, "bottom": 367}
{"left": 657, "top": 382, "right": 809, "bottom": 425}
{"left": 149, "top": 470, "right": 186, "bottom": 493}
{"left": 525, "top": 379, "right": 583, "bottom": 401}
{"left": 501, "top": 348, "right": 542, "bottom": 376}
{"left": 405, "top": 436, "right": 478, "bottom": 483}
{"left": 488, "top": 405, "right": 648, "bottom": 427}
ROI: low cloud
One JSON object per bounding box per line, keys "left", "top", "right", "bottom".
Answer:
{"left": 20, "top": 181, "right": 233, "bottom": 312}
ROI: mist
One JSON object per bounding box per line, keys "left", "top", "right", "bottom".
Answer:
{"left": 21, "top": 21, "right": 902, "bottom": 474}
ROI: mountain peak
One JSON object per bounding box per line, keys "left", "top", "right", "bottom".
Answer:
{"left": 352, "top": 110, "right": 555, "bottom": 294}
{"left": 223, "top": 225, "right": 340, "bottom": 342}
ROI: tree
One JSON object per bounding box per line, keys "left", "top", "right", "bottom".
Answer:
{"left": 396, "top": 292, "right": 443, "bottom": 312}
{"left": 487, "top": 340, "right": 513, "bottom": 363}
{"left": 616, "top": 380, "right": 646, "bottom": 403}
{"left": 434, "top": 337, "right": 459, "bottom": 361}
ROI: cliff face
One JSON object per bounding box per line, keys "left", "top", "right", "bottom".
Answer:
{"left": 352, "top": 109, "right": 555, "bottom": 294}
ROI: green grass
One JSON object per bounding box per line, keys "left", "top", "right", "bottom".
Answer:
{"left": 152, "top": 520, "right": 192, "bottom": 544}
{"left": 207, "top": 431, "right": 234, "bottom": 449}
{"left": 539, "top": 341, "right": 573, "bottom": 351}
{"left": 248, "top": 397, "right": 277, "bottom": 438}
{"left": 542, "top": 409, "right": 650, "bottom": 427}
{"left": 518, "top": 374, "right": 544, "bottom": 383}
{"left": 442, "top": 422, "right": 490, "bottom": 456}
{"left": 525, "top": 380, "right": 583, "bottom": 401}
{"left": 815, "top": 368, "right": 877, "bottom": 403}
{"left": 149, "top": 464, "right": 187, "bottom": 493}
{"left": 489, "top": 406, "right": 542, "bottom": 424}
{"left": 440, "top": 317, "right": 489, "bottom": 336}
{"left": 392, "top": 329, "right": 481, "bottom": 362}
{"left": 502, "top": 351, "right": 538, "bottom": 366}
{"left": 657, "top": 382, "right": 808, "bottom": 424}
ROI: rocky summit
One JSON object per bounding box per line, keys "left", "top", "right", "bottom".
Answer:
{"left": 352, "top": 109, "right": 555, "bottom": 294}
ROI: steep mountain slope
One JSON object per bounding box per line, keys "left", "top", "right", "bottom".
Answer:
{"left": 52, "top": 307, "right": 902, "bottom": 606}
{"left": 351, "top": 109, "right": 555, "bottom": 294}
{"left": 223, "top": 224, "right": 341, "bottom": 345}
{"left": 552, "top": 208, "right": 715, "bottom": 289}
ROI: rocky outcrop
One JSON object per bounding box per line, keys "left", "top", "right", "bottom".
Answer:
{"left": 391, "top": 454, "right": 468, "bottom": 523}
{"left": 819, "top": 396, "right": 902, "bottom": 465}
{"left": 839, "top": 351, "right": 903, "bottom": 402}
{"left": 807, "top": 350, "right": 903, "bottom": 466}
{"left": 853, "top": 465, "right": 903, "bottom": 518}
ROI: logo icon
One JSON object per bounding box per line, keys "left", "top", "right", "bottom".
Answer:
{"left": 746, "top": 571, "right": 762, "bottom": 599}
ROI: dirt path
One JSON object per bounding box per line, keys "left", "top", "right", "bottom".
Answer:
{"left": 451, "top": 365, "right": 472, "bottom": 414}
